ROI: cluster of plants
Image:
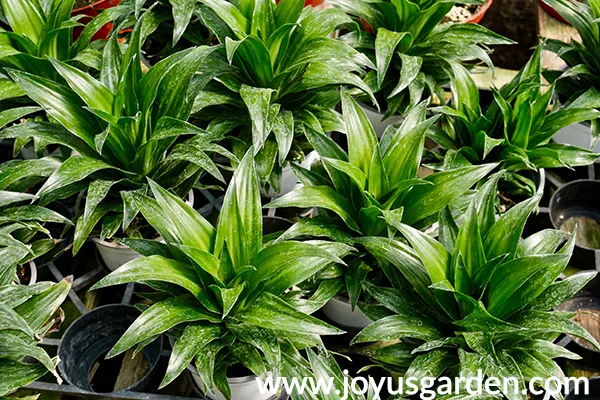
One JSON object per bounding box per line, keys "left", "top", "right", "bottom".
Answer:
{"left": 1, "top": 0, "right": 600, "bottom": 399}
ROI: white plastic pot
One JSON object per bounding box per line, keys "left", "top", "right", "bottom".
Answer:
{"left": 358, "top": 102, "right": 404, "bottom": 138}
{"left": 90, "top": 190, "right": 195, "bottom": 272}
{"left": 91, "top": 238, "right": 149, "bottom": 272}
{"left": 553, "top": 122, "right": 600, "bottom": 152}
{"left": 321, "top": 296, "right": 373, "bottom": 329}
{"left": 271, "top": 151, "right": 320, "bottom": 198}
{"left": 26, "top": 261, "right": 37, "bottom": 286}
{"left": 189, "top": 367, "right": 278, "bottom": 400}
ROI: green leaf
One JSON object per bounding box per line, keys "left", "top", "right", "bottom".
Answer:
{"left": 91, "top": 255, "right": 205, "bottom": 299}
{"left": 486, "top": 254, "right": 570, "bottom": 318}
{"left": 375, "top": 28, "right": 412, "bottom": 89}
{"left": 484, "top": 195, "right": 540, "bottom": 260}
{"left": 272, "top": 110, "right": 294, "bottom": 165}
{"left": 352, "top": 314, "right": 442, "bottom": 344}
{"left": 0, "top": 359, "right": 48, "bottom": 397}
{"left": 194, "top": 334, "right": 235, "bottom": 397}
{"left": 7, "top": 69, "right": 100, "bottom": 148}
{"left": 392, "top": 222, "right": 450, "bottom": 284}
{"left": 341, "top": 88, "right": 377, "bottom": 175}
{"left": 250, "top": 241, "right": 347, "bottom": 296}
{"left": 214, "top": 150, "right": 262, "bottom": 271}
{"left": 355, "top": 237, "right": 438, "bottom": 310}
{"left": 36, "top": 156, "right": 117, "bottom": 205}
{"left": 321, "top": 157, "right": 367, "bottom": 190}
{"left": 73, "top": 203, "right": 112, "bottom": 254}
{"left": 239, "top": 85, "right": 275, "bottom": 155}
{"left": 0, "top": 191, "right": 35, "bottom": 208}
{"left": 0, "top": 303, "right": 35, "bottom": 338}
{"left": 0, "top": 106, "right": 41, "bottom": 130}
{"left": 200, "top": 0, "right": 250, "bottom": 34}
{"left": 266, "top": 186, "right": 360, "bottom": 232}
{"left": 233, "top": 292, "right": 343, "bottom": 335}
{"left": 402, "top": 163, "right": 498, "bottom": 225}
{"left": 107, "top": 294, "right": 220, "bottom": 358}
{"left": 147, "top": 180, "right": 216, "bottom": 253}
{"left": 517, "top": 229, "right": 565, "bottom": 257}
{"left": 510, "top": 311, "right": 600, "bottom": 351}
{"left": 161, "top": 322, "right": 225, "bottom": 388}
{"left": 383, "top": 102, "right": 438, "bottom": 184}
{"left": 49, "top": 57, "right": 114, "bottom": 113}
{"left": 454, "top": 202, "right": 486, "bottom": 280}
{"left": 15, "top": 278, "right": 71, "bottom": 333}
{"left": 0, "top": 205, "right": 72, "bottom": 225}
{"left": 0, "top": 122, "right": 95, "bottom": 157}
{"left": 528, "top": 271, "right": 597, "bottom": 312}
{"left": 215, "top": 283, "right": 245, "bottom": 318}
{"left": 389, "top": 52, "right": 423, "bottom": 99}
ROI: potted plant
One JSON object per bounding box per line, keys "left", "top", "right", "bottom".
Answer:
{"left": 542, "top": 0, "right": 600, "bottom": 152}
{"left": 90, "top": 151, "right": 350, "bottom": 400}
{"left": 266, "top": 89, "right": 496, "bottom": 328}
{"left": 0, "top": 0, "right": 128, "bottom": 81}
{"left": 1, "top": 14, "right": 233, "bottom": 271}
{"left": 0, "top": 277, "right": 72, "bottom": 396}
{"left": 328, "top": 0, "right": 513, "bottom": 135}
{"left": 444, "top": 0, "right": 494, "bottom": 24}
{"left": 0, "top": 0, "right": 131, "bottom": 153}
{"left": 72, "top": 0, "right": 122, "bottom": 42}
{"left": 430, "top": 45, "right": 600, "bottom": 199}
{"left": 0, "top": 190, "right": 72, "bottom": 285}
{"left": 352, "top": 175, "right": 599, "bottom": 399}
{"left": 190, "top": 0, "right": 376, "bottom": 194}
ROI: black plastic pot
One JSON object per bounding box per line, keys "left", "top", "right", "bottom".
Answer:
{"left": 550, "top": 180, "right": 600, "bottom": 270}
{"left": 566, "top": 377, "right": 600, "bottom": 399}
{"left": 556, "top": 296, "right": 600, "bottom": 371}
{"left": 58, "top": 305, "right": 163, "bottom": 393}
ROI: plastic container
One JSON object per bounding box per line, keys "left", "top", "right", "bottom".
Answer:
{"left": 321, "top": 296, "right": 373, "bottom": 330}
{"left": 549, "top": 180, "right": 600, "bottom": 270}
{"left": 58, "top": 304, "right": 163, "bottom": 393}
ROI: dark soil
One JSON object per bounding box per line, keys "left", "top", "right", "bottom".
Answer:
{"left": 480, "top": 0, "right": 539, "bottom": 70}
{"left": 74, "top": 0, "right": 96, "bottom": 10}
{"left": 17, "top": 263, "right": 30, "bottom": 285}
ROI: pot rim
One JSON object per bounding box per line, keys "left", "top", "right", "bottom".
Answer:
{"left": 556, "top": 295, "right": 600, "bottom": 355}
{"left": 58, "top": 304, "right": 164, "bottom": 393}
{"left": 27, "top": 260, "right": 37, "bottom": 286}
{"left": 72, "top": 0, "right": 120, "bottom": 12}
{"left": 549, "top": 179, "right": 600, "bottom": 249}
{"left": 91, "top": 235, "right": 164, "bottom": 249}
{"left": 187, "top": 366, "right": 283, "bottom": 400}
{"left": 464, "top": 0, "right": 493, "bottom": 24}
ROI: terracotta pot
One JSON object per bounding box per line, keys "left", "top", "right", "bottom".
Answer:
{"left": 72, "top": 0, "right": 121, "bottom": 41}
{"left": 537, "top": 0, "right": 570, "bottom": 24}
{"left": 275, "top": 0, "right": 323, "bottom": 6}
{"left": 465, "top": 0, "right": 493, "bottom": 24}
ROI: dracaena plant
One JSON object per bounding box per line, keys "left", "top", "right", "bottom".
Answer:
{"left": 190, "top": 0, "right": 376, "bottom": 192}
{"left": 90, "top": 152, "right": 352, "bottom": 399}
{"left": 123, "top": 0, "right": 217, "bottom": 66}
{"left": 352, "top": 173, "right": 599, "bottom": 399}
{"left": 431, "top": 45, "right": 600, "bottom": 196}
{"left": 542, "top": 0, "right": 600, "bottom": 146}
{"left": 329, "top": 0, "right": 513, "bottom": 117}
{"left": 0, "top": 190, "right": 72, "bottom": 284}
{"left": 0, "top": 0, "right": 130, "bottom": 118}
{"left": 0, "top": 278, "right": 71, "bottom": 396}
{"left": 266, "top": 89, "right": 496, "bottom": 308}
{"left": 0, "top": 13, "right": 232, "bottom": 253}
